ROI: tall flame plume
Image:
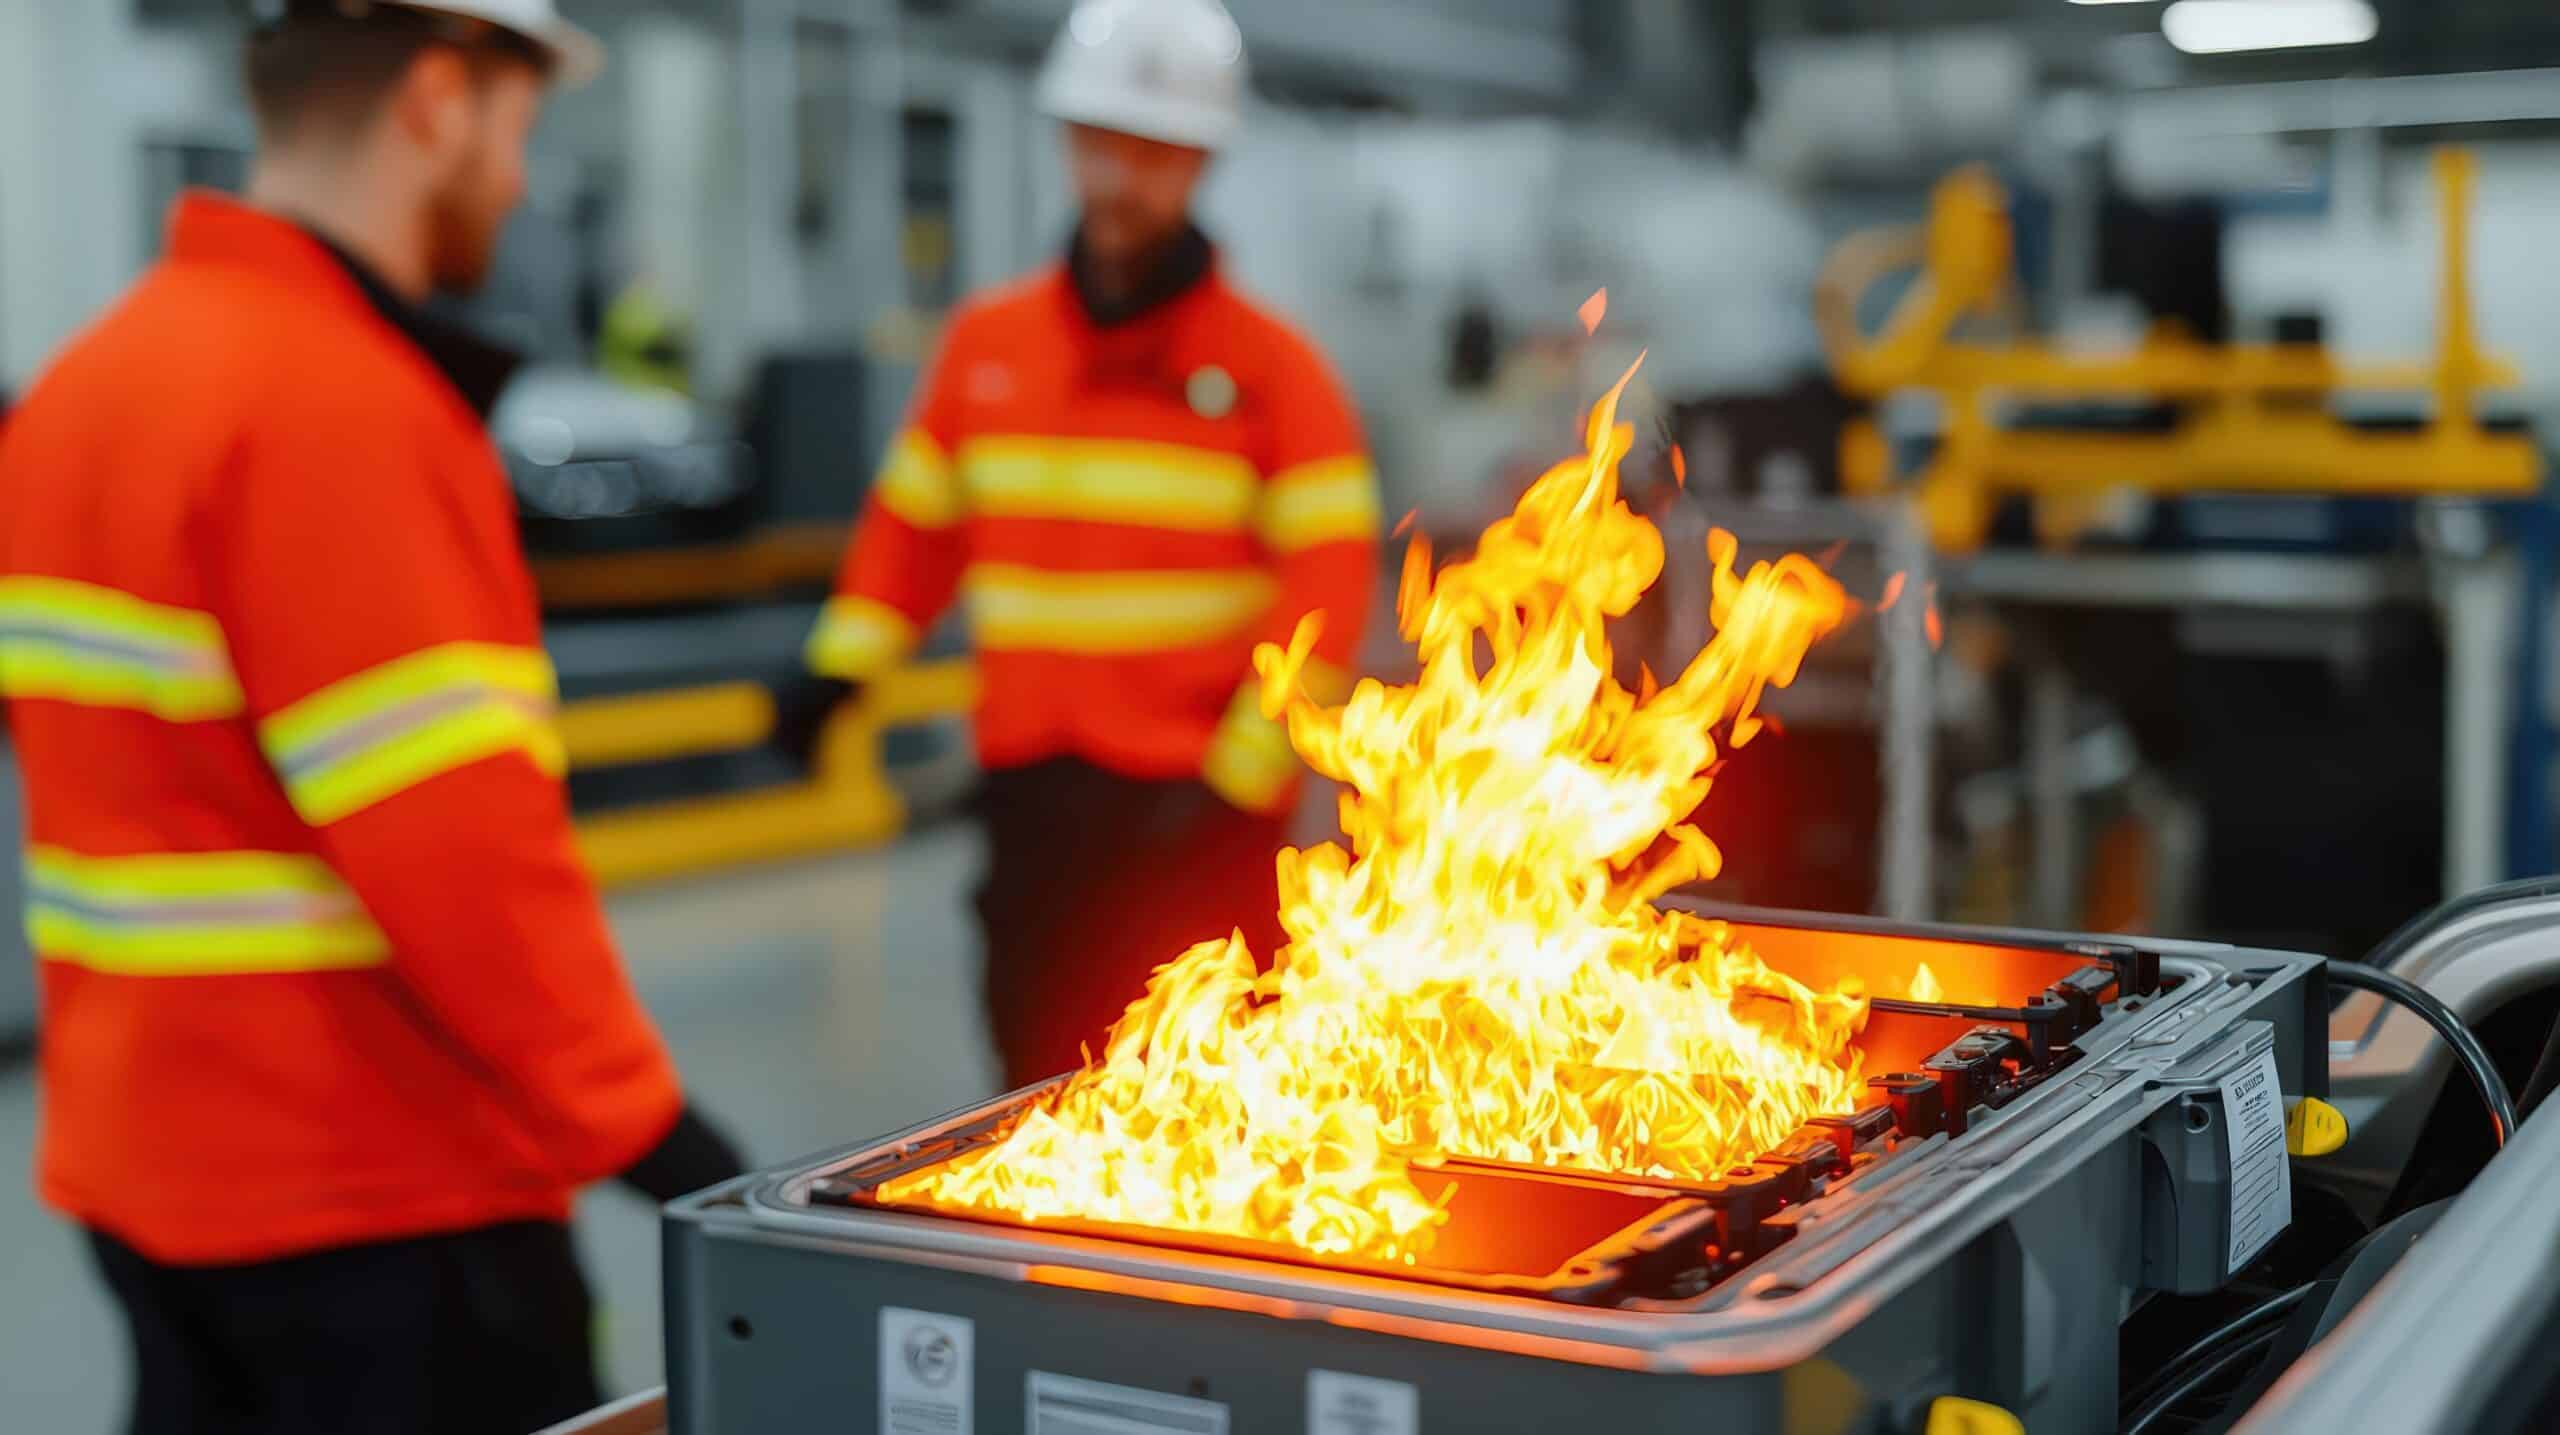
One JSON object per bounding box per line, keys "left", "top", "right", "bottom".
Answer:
{"left": 888, "top": 361, "right": 1864, "bottom": 1261}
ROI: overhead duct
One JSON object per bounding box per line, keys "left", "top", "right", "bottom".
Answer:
{"left": 958, "top": 0, "right": 1580, "bottom": 106}
{"left": 1747, "top": 29, "right": 2035, "bottom": 185}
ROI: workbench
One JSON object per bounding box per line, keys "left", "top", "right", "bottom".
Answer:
{"left": 1942, "top": 530, "right": 2547, "bottom": 930}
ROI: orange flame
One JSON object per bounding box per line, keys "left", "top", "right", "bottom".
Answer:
{"left": 1907, "top": 962, "right": 1946, "bottom": 1004}
{"left": 1579, "top": 287, "right": 1608, "bottom": 335}
{"left": 1669, "top": 446, "right": 1688, "bottom": 489}
{"left": 887, "top": 361, "right": 1863, "bottom": 1261}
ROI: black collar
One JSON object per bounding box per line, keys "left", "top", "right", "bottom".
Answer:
{"left": 1068, "top": 221, "right": 1215, "bottom": 328}
{"left": 303, "top": 229, "right": 522, "bottom": 419}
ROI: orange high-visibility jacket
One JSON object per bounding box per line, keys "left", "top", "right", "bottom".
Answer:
{"left": 807, "top": 258, "right": 1381, "bottom": 812}
{"left": 0, "top": 194, "right": 682, "bottom": 1264}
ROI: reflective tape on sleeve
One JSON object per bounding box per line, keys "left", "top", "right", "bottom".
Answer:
{"left": 258, "top": 642, "right": 562, "bottom": 826}
{"left": 1259, "top": 456, "right": 1383, "bottom": 554}
{"left": 805, "top": 595, "right": 919, "bottom": 679}
{"left": 26, "top": 846, "right": 388, "bottom": 976}
{"left": 873, "top": 429, "right": 965, "bottom": 531}
{"left": 0, "top": 577, "right": 243, "bottom": 720}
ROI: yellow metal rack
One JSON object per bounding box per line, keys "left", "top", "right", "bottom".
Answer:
{"left": 1821, "top": 149, "right": 2537, "bottom": 550}
{"left": 557, "top": 660, "right": 977, "bottom": 888}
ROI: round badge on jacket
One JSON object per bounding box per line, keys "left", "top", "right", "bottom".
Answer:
{"left": 1186, "top": 364, "right": 1238, "bottom": 419}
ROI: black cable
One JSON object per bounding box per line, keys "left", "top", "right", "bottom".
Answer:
{"left": 2119, "top": 1285, "right": 2311, "bottom": 1418}
{"left": 2327, "top": 960, "right": 2516, "bottom": 1147}
{"left": 2122, "top": 1325, "right": 2284, "bottom": 1435}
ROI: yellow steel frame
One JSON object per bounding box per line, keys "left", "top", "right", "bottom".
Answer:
{"left": 1822, "top": 149, "right": 2537, "bottom": 550}
{"left": 556, "top": 660, "right": 978, "bottom": 888}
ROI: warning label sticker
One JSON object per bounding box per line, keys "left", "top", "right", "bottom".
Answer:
{"left": 1027, "top": 1372, "right": 1230, "bottom": 1435}
{"left": 881, "top": 1307, "right": 974, "bottom": 1435}
{"left": 2220, "top": 1045, "right": 2292, "bottom": 1274}
{"left": 1308, "top": 1370, "right": 1419, "bottom": 1435}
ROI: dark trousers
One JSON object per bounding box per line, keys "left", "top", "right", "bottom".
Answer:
{"left": 87, "top": 1221, "right": 600, "bottom": 1435}
{"left": 976, "top": 758, "right": 1288, "bottom": 1090}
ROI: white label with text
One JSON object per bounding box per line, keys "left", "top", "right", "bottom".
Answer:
{"left": 1027, "top": 1372, "right": 1230, "bottom": 1435}
{"left": 880, "top": 1306, "right": 974, "bottom": 1435}
{"left": 1308, "top": 1370, "right": 1418, "bottom": 1435}
{"left": 2220, "top": 1046, "right": 2292, "bottom": 1273}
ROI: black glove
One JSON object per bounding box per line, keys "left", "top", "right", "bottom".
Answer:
{"left": 621, "top": 1104, "right": 748, "bottom": 1203}
{"left": 771, "top": 674, "right": 861, "bottom": 768}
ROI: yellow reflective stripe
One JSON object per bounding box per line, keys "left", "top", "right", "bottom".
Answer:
{"left": 30, "top": 847, "right": 354, "bottom": 899}
{"left": 31, "top": 910, "right": 390, "bottom": 975}
{"left": 0, "top": 577, "right": 225, "bottom": 652}
{"left": 25, "top": 846, "right": 388, "bottom": 976}
{"left": 1259, "top": 455, "right": 1383, "bottom": 553}
{"left": 259, "top": 642, "right": 563, "bottom": 826}
{"left": 874, "top": 428, "right": 964, "bottom": 530}
{"left": 0, "top": 576, "right": 242, "bottom": 719}
{"left": 963, "top": 565, "right": 1277, "bottom": 654}
{"left": 0, "top": 646, "right": 243, "bottom": 720}
{"left": 1201, "top": 682, "right": 1299, "bottom": 814}
{"left": 959, "top": 436, "right": 1257, "bottom": 533}
{"left": 805, "top": 595, "right": 918, "bottom": 679}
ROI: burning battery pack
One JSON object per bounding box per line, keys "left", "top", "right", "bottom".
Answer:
{"left": 663, "top": 913, "right": 2324, "bottom": 1434}
{"left": 659, "top": 365, "right": 2332, "bottom": 1432}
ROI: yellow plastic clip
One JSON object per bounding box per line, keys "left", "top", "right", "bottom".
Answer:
{"left": 2286, "top": 1097, "right": 2348, "bottom": 1157}
{"left": 1926, "top": 1395, "right": 2025, "bottom": 1435}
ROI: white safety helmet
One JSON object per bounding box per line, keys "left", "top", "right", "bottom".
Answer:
{"left": 1035, "top": 0, "right": 1248, "bottom": 152}
{"left": 252, "top": 1, "right": 605, "bottom": 88}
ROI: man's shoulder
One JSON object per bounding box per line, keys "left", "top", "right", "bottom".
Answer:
{"left": 943, "top": 266, "right": 1068, "bottom": 348}
{"left": 76, "top": 260, "right": 455, "bottom": 424}
{"left": 1203, "top": 275, "right": 1347, "bottom": 396}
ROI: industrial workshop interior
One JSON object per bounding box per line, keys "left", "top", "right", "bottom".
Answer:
{"left": 16, "top": 0, "right": 2560, "bottom": 1432}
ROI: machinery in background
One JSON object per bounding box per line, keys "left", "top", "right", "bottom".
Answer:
{"left": 1807, "top": 146, "right": 2553, "bottom": 955}
{"left": 1819, "top": 147, "right": 2537, "bottom": 554}
{"left": 507, "top": 354, "right": 976, "bottom": 888}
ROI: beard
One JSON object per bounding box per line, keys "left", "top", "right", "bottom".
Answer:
{"left": 423, "top": 140, "right": 515, "bottom": 295}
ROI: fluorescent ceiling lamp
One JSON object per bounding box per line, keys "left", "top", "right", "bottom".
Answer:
{"left": 2068, "top": 1, "right": 2157, "bottom": 7}
{"left": 2162, "top": 0, "right": 2378, "bottom": 54}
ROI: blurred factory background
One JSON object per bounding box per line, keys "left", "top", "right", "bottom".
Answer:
{"left": 8, "top": 0, "right": 2560, "bottom": 1424}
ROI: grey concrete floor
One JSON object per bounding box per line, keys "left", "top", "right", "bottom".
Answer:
{"left": 0, "top": 821, "right": 998, "bottom": 1431}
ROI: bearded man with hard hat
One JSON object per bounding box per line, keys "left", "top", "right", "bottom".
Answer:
{"left": 0, "top": 4, "right": 744, "bottom": 1430}
{"left": 803, "top": 0, "right": 1383, "bottom": 1089}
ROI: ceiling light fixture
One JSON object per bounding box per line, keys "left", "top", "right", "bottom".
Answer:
{"left": 2161, "top": 0, "right": 2378, "bottom": 55}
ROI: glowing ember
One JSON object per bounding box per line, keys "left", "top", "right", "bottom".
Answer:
{"left": 1580, "top": 287, "right": 1609, "bottom": 335}
{"left": 887, "top": 362, "right": 1862, "bottom": 1262}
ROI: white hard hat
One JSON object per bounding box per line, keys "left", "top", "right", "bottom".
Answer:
{"left": 256, "top": 2, "right": 605, "bottom": 88}
{"left": 1036, "top": 0, "right": 1248, "bottom": 152}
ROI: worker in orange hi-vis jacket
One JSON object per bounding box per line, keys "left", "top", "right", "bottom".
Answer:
{"left": 0, "top": 6, "right": 742, "bottom": 1432}
{"left": 802, "top": 0, "right": 1382, "bottom": 1090}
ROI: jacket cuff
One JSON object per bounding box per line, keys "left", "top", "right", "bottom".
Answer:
{"left": 805, "top": 595, "right": 917, "bottom": 680}
{"left": 1201, "top": 682, "right": 1296, "bottom": 814}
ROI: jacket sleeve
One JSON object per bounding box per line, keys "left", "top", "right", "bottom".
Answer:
{"left": 806, "top": 330, "right": 972, "bottom": 680}
{"left": 214, "top": 393, "right": 682, "bottom": 1187}
{"left": 1202, "top": 339, "right": 1383, "bottom": 813}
